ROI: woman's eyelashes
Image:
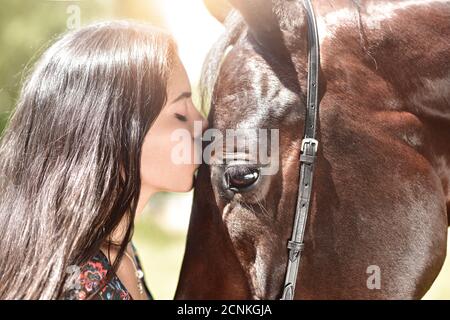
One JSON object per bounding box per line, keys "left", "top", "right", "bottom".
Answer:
{"left": 175, "top": 113, "right": 188, "bottom": 122}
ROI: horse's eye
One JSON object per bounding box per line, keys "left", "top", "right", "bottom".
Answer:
{"left": 224, "top": 166, "right": 260, "bottom": 192}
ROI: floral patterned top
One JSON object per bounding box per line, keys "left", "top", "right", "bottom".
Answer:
{"left": 64, "top": 242, "right": 153, "bottom": 300}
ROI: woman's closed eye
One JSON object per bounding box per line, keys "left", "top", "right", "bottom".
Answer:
{"left": 175, "top": 113, "right": 187, "bottom": 122}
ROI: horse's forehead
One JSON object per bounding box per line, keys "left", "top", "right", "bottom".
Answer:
{"left": 213, "top": 44, "right": 300, "bottom": 128}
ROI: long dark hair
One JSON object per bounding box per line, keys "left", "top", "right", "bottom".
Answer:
{"left": 0, "top": 20, "right": 176, "bottom": 299}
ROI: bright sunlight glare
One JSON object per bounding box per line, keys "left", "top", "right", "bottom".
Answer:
{"left": 159, "top": 0, "right": 224, "bottom": 84}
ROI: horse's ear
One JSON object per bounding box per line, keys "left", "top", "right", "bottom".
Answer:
{"left": 203, "top": 0, "right": 233, "bottom": 24}
{"left": 227, "top": 0, "right": 287, "bottom": 56}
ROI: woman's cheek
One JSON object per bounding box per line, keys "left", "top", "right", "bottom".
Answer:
{"left": 139, "top": 130, "right": 196, "bottom": 193}
{"left": 140, "top": 134, "right": 163, "bottom": 189}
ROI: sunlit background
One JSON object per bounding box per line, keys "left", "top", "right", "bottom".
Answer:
{"left": 0, "top": 0, "right": 448, "bottom": 300}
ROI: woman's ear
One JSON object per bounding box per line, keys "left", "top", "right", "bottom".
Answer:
{"left": 203, "top": 0, "right": 232, "bottom": 24}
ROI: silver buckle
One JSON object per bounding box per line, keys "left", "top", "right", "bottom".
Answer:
{"left": 301, "top": 138, "right": 318, "bottom": 153}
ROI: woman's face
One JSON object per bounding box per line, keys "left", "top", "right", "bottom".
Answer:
{"left": 140, "top": 57, "right": 208, "bottom": 194}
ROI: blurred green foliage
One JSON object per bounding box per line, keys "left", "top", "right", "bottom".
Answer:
{"left": 134, "top": 203, "right": 187, "bottom": 300}
{"left": 0, "top": 0, "right": 91, "bottom": 133}
{"left": 0, "top": 0, "right": 165, "bottom": 135}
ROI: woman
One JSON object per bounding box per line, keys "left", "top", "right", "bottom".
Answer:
{"left": 0, "top": 20, "right": 207, "bottom": 300}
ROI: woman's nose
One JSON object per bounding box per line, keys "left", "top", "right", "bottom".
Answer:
{"left": 189, "top": 102, "right": 209, "bottom": 135}
{"left": 200, "top": 113, "right": 209, "bottom": 133}
{"left": 195, "top": 112, "right": 209, "bottom": 140}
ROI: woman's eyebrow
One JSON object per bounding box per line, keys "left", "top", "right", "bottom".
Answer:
{"left": 171, "top": 92, "right": 192, "bottom": 104}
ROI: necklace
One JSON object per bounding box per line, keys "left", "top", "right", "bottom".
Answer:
{"left": 123, "top": 250, "right": 146, "bottom": 299}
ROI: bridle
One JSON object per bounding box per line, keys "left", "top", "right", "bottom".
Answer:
{"left": 280, "top": 0, "right": 320, "bottom": 300}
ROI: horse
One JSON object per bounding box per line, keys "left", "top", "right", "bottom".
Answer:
{"left": 175, "top": 0, "right": 450, "bottom": 299}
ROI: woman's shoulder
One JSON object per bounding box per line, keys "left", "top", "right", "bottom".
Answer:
{"left": 64, "top": 251, "right": 132, "bottom": 300}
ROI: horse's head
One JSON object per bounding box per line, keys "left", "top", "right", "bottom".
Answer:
{"left": 182, "top": 0, "right": 314, "bottom": 300}
{"left": 176, "top": 0, "right": 449, "bottom": 300}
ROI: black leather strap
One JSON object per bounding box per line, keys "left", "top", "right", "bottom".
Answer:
{"left": 280, "top": 0, "right": 320, "bottom": 300}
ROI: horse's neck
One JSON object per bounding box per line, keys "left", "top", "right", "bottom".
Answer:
{"left": 362, "top": 0, "right": 450, "bottom": 121}
{"left": 318, "top": 1, "right": 450, "bottom": 214}
{"left": 319, "top": 0, "right": 450, "bottom": 121}
{"left": 389, "top": 3, "right": 450, "bottom": 225}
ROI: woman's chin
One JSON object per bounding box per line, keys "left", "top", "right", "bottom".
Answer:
{"left": 172, "top": 177, "right": 195, "bottom": 193}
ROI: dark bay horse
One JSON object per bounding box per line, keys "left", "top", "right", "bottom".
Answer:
{"left": 176, "top": 0, "right": 450, "bottom": 299}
